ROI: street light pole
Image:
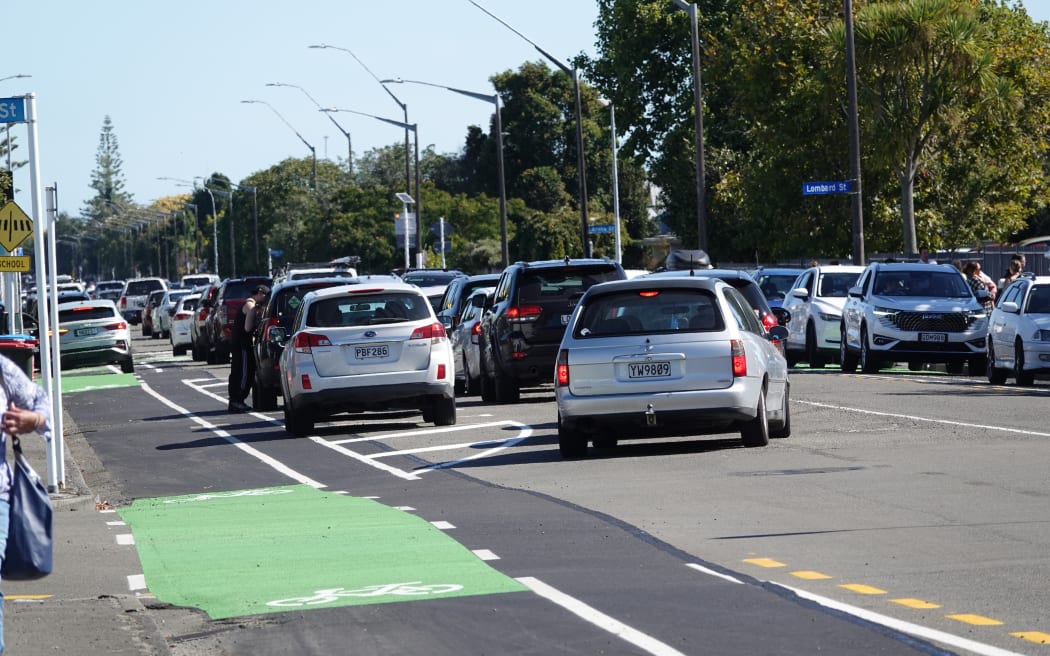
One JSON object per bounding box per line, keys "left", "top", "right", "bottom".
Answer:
{"left": 467, "top": 1, "right": 591, "bottom": 258}
{"left": 671, "top": 0, "right": 708, "bottom": 254}
{"left": 210, "top": 189, "right": 235, "bottom": 277}
{"left": 267, "top": 82, "right": 353, "bottom": 176}
{"left": 844, "top": 0, "right": 865, "bottom": 265}
{"left": 232, "top": 184, "right": 260, "bottom": 273}
{"left": 184, "top": 203, "right": 199, "bottom": 273}
{"left": 599, "top": 98, "right": 622, "bottom": 264}
{"left": 241, "top": 99, "right": 317, "bottom": 189}
{"left": 381, "top": 78, "right": 510, "bottom": 267}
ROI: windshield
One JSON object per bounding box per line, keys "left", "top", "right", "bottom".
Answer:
{"left": 1026, "top": 285, "right": 1050, "bottom": 314}
{"left": 818, "top": 272, "right": 861, "bottom": 298}
{"left": 755, "top": 274, "right": 798, "bottom": 300}
{"left": 873, "top": 271, "right": 972, "bottom": 298}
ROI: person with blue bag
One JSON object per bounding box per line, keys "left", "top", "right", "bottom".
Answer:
{"left": 0, "top": 353, "right": 52, "bottom": 655}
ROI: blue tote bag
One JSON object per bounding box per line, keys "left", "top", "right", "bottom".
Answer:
{"left": 2, "top": 436, "right": 53, "bottom": 580}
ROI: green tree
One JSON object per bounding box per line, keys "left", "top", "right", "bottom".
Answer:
{"left": 81, "top": 116, "right": 134, "bottom": 222}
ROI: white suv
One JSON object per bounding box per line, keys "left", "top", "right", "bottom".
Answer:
{"left": 782, "top": 265, "right": 864, "bottom": 368}
{"left": 279, "top": 282, "right": 456, "bottom": 436}
{"left": 840, "top": 262, "right": 988, "bottom": 375}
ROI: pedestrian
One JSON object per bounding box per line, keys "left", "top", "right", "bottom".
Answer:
{"left": 0, "top": 354, "right": 53, "bottom": 655}
{"left": 918, "top": 246, "right": 937, "bottom": 264}
{"left": 963, "top": 261, "right": 993, "bottom": 312}
{"left": 228, "top": 284, "right": 270, "bottom": 412}
{"left": 998, "top": 259, "right": 1023, "bottom": 293}
{"left": 976, "top": 264, "right": 997, "bottom": 303}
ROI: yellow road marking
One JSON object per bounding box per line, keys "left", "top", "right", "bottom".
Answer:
{"left": 946, "top": 614, "right": 1004, "bottom": 626}
{"left": 839, "top": 583, "right": 886, "bottom": 595}
{"left": 7, "top": 594, "right": 52, "bottom": 600}
{"left": 891, "top": 598, "right": 941, "bottom": 609}
{"left": 1011, "top": 632, "right": 1050, "bottom": 644}
{"left": 742, "top": 558, "right": 785, "bottom": 568}
{"left": 791, "top": 570, "right": 832, "bottom": 580}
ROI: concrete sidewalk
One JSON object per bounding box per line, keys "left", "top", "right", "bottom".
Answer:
{"left": 3, "top": 408, "right": 169, "bottom": 655}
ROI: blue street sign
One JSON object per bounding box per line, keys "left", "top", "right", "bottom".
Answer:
{"left": 588, "top": 223, "right": 615, "bottom": 234}
{"left": 269, "top": 249, "right": 284, "bottom": 257}
{"left": 0, "top": 98, "right": 26, "bottom": 124}
{"left": 803, "top": 180, "right": 852, "bottom": 195}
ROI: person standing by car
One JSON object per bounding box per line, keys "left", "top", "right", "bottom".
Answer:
{"left": 228, "top": 285, "right": 269, "bottom": 413}
{"left": 963, "top": 261, "right": 993, "bottom": 312}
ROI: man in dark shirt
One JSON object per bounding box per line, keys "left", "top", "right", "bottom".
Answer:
{"left": 228, "top": 285, "right": 269, "bottom": 412}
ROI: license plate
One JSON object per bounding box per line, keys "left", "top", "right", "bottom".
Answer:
{"left": 354, "top": 345, "right": 389, "bottom": 359}
{"left": 628, "top": 362, "right": 671, "bottom": 378}
{"left": 919, "top": 333, "right": 947, "bottom": 343}
{"left": 75, "top": 327, "right": 100, "bottom": 337}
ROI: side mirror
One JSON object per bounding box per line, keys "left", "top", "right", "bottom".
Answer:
{"left": 772, "top": 307, "right": 791, "bottom": 327}
{"left": 439, "top": 316, "right": 454, "bottom": 330}
{"left": 768, "top": 325, "right": 789, "bottom": 341}
{"left": 268, "top": 327, "right": 288, "bottom": 344}
{"left": 999, "top": 301, "right": 1019, "bottom": 314}
{"left": 471, "top": 294, "right": 487, "bottom": 308}
{"left": 848, "top": 285, "right": 863, "bottom": 298}
{"left": 790, "top": 287, "right": 809, "bottom": 300}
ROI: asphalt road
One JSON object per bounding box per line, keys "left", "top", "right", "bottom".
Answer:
{"left": 65, "top": 332, "right": 1050, "bottom": 655}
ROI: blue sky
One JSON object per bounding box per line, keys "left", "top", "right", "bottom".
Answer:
{"left": 4, "top": 0, "right": 1050, "bottom": 218}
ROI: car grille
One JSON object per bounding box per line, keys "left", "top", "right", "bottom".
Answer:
{"left": 885, "top": 311, "right": 969, "bottom": 333}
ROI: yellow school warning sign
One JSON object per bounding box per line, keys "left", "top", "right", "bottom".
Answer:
{"left": 0, "top": 201, "right": 33, "bottom": 272}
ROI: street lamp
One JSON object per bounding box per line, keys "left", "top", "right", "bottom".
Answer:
{"left": 467, "top": 1, "right": 591, "bottom": 257}
{"left": 670, "top": 0, "right": 708, "bottom": 254}
{"left": 241, "top": 99, "right": 317, "bottom": 189}
{"left": 395, "top": 192, "right": 415, "bottom": 270}
{"left": 381, "top": 78, "right": 509, "bottom": 268}
{"left": 598, "top": 98, "right": 622, "bottom": 264}
{"left": 210, "top": 189, "right": 236, "bottom": 277}
{"left": 267, "top": 82, "right": 353, "bottom": 176}
{"left": 322, "top": 107, "right": 421, "bottom": 266}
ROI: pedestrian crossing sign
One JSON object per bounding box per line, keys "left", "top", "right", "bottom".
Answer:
{"left": 0, "top": 200, "right": 33, "bottom": 252}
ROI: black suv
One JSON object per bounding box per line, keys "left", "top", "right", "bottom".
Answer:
{"left": 478, "top": 258, "right": 626, "bottom": 403}
{"left": 250, "top": 277, "right": 359, "bottom": 410}
{"left": 204, "top": 276, "right": 272, "bottom": 364}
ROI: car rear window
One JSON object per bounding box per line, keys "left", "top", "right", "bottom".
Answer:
{"left": 59, "top": 306, "right": 117, "bottom": 323}
{"left": 402, "top": 272, "right": 461, "bottom": 286}
{"left": 307, "top": 292, "right": 431, "bottom": 327}
{"left": 125, "top": 280, "right": 164, "bottom": 296}
{"left": 222, "top": 280, "right": 270, "bottom": 300}
{"left": 518, "top": 267, "right": 623, "bottom": 303}
{"left": 575, "top": 288, "right": 724, "bottom": 337}
{"left": 274, "top": 282, "right": 356, "bottom": 329}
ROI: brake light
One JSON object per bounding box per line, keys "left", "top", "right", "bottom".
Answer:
{"left": 556, "top": 349, "right": 570, "bottom": 386}
{"left": 294, "top": 332, "right": 332, "bottom": 353}
{"left": 410, "top": 322, "right": 447, "bottom": 343}
{"left": 507, "top": 305, "right": 542, "bottom": 321}
{"left": 104, "top": 321, "right": 127, "bottom": 331}
{"left": 731, "top": 339, "right": 747, "bottom": 377}
{"left": 761, "top": 312, "right": 777, "bottom": 332}
{"left": 437, "top": 364, "right": 447, "bottom": 379}
{"left": 174, "top": 311, "right": 192, "bottom": 321}
{"left": 119, "top": 297, "right": 126, "bottom": 310}
{"left": 471, "top": 321, "right": 482, "bottom": 345}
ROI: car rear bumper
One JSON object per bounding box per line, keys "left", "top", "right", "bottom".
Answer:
{"left": 60, "top": 344, "right": 132, "bottom": 370}
{"left": 288, "top": 381, "right": 454, "bottom": 415}
{"left": 556, "top": 383, "right": 758, "bottom": 432}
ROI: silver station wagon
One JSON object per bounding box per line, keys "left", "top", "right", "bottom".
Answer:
{"left": 554, "top": 277, "right": 790, "bottom": 458}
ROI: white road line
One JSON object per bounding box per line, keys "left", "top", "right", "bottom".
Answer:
{"left": 116, "top": 534, "right": 135, "bottom": 546}
{"left": 309, "top": 436, "right": 421, "bottom": 480}
{"left": 127, "top": 574, "right": 147, "bottom": 591}
{"left": 685, "top": 563, "right": 743, "bottom": 584}
{"left": 472, "top": 549, "right": 499, "bottom": 561}
{"left": 431, "top": 521, "right": 456, "bottom": 530}
{"left": 798, "top": 400, "right": 1050, "bottom": 438}
{"left": 394, "top": 506, "right": 416, "bottom": 511}
{"left": 516, "top": 576, "right": 687, "bottom": 656}
{"left": 141, "top": 380, "right": 325, "bottom": 488}
{"left": 106, "top": 520, "right": 126, "bottom": 526}
{"left": 330, "top": 421, "right": 519, "bottom": 444}
{"left": 773, "top": 583, "right": 1029, "bottom": 656}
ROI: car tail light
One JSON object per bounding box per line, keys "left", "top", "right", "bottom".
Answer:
{"left": 761, "top": 312, "right": 777, "bottom": 332}
{"left": 410, "top": 322, "right": 447, "bottom": 343}
{"left": 507, "top": 305, "right": 543, "bottom": 322}
{"left": 294, "top": 332, "right": 331, "bottom": 353}
{"left": 301, "top": 374, "right": 312, "bottom": 390}
{"left": 470, "top": 321, "right": 482, "bottom": 345}
{"left": 556, "top": 349, "right": 570, "bottom": 386}
{"left": 198, "top": 307, "right": 209, "bottom": 321}
{"left": 731, "top": 339, "right": 747, "bottom": 377}
{"left": 437, "top": 364, "right": 447, "bottom": 379}
{"left": 104, "top": 321, "right": 128, "bottom": 331}
{"left": 174, "top": 311, "right": 192, "bottom": 321}
{"left": 119, "top": 297, "right": 126, "bottom": 310}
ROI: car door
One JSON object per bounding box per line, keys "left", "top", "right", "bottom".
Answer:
{"left": 992, "top": 281, "right": 1025, "bottom": 366}
{"left": 842, "top": 268, "right": 872, "bottom": 350}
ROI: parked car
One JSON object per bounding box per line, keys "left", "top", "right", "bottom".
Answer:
{"left": 180, "top": 273, "right": 220, "bottom": 290}
{"left": 56, "top": 299, "right": 134, "bottom": 373}
{"left": 204, "top": 276, "right": 272, "bottom": 364}
{"left": 279, "top": 282, "right": 456, "bottom": 436}
{"left": 781, "top": 265, "right": 864, "bottom": 368}
{"left": 153, "top": 289, "right": 193, "bottom": 340}
{"left": 554, "top": 276, "right": 790, "bottom": 458}
{"left": 643, "top": 268, "right": 788, "bottom": 333}
{"left": 251, "top": 277, "right": 362, "bottom": 411}
{"left": 986, "top": 274, "right": 1050, "bottom": 385}
{"left": 91, "top": 280, "right": 126, "bottom": 301}
{"left": 191, "top": 283, "right": 220, "bottom": 362}
{"left": 141, "top": 289, "right": 168, "bottom": 338}
{"left": 400, "top": 269, "right": 467, "bottom": 311}
{"left": 118, "top": 277, "right": 167, "bottom": 325}
{"left": 451, "top": 287, "right": 496, "bottom": 396}
{"left": 169, "top": 293, "right": 200, "bottom": 357}
{"left": 436, "top": 273, "right": 501, "bottom": 331}
{"left": 840, "top": 262, "right": 988, "bottom": 375}
{"left": 752, "top": 267, "right": 806, "bottom": 308}
{"left": 478, "top": 258, "right": 627, "bottom": 403}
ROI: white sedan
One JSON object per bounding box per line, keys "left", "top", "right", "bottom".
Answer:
{"left": 169, "top": 294, "right": 200, "bottom": 357}
{"left": 987, "top": 275, "right": 1050, "bottom": 385}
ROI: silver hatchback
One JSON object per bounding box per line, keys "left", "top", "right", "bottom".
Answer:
{"left": 555, "top": 277, "right": 790, "bottom": 458}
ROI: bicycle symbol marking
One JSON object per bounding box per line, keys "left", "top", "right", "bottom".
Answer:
{"left": 266, "top": 582, "right": 464, "bottom": 607}
{"left": 163, "top": 488, "right": 295, "bottom": 504}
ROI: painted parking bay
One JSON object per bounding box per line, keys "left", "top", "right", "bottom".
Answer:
{"left": 118, "top": 484, "right": 527, "bottom": 619}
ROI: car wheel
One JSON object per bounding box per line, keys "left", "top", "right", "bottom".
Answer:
{"left": 494, "top": 368, "right": 520, "bottom": 404}
{"left": 770, "top": 382, "right": 791, "bottom": 439}
{"left": 256, "top": 381, "right": 278, "bottom": 412}
{"left": 173, "top": 345, "right": 186, "bottom": 357}
{"left": 839, "top": 325, "right": 858, "bottom": 373}
{"left": 806, "top": 324, "right": 826, "bottom": 369}
{"left": 465, "top": 359, "right": 481, "bottom": 396}
{"left": 945, "top": 360, "right": 964, "bottom": 375}
{"left": 968, "top": 356, "right": 987, "bottom": 377}
{"left": 1015, "top": 341, "right": 1035, "bottom": 386}
{"left": 987, "top": 341, "right": 1007, "bottom": 384}
{"left": 206, "top": 347, "right": 219, "bottom": 365}
{"left": 785, "top": 349, "right": 799, "bottom": 368}
{"left": 284, "top": 401, "right": 314, "bottom": 437}
{"left": 120, "top": 359, "right": 135, "bottom": 374}
{"left": 740, "top": 389, "right": 769, "bottom": 447}
{"left": 432, "top": 396, "right": 457, "bottom": 426}
{"left": 558, "top": 415, "right": 587, "bottom": 459}
{"left": 142, "top": 326, "right": 151, "bottom": 338}
{"left": 860, "top": 327, "right": 880, "bottom": 374}
{"left": 592, "top": 437, "right": 618, "bottom": 449}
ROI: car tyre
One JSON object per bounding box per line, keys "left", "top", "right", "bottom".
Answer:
{"left": 740, "top": 389, "right": 769, "bottom": 447}
{"left": 558, "top": 415, "right": 587, "bottom": 459}
{"left": 120, "top": 359, "right": 134, "bottom": 374}
{"left": 945, "top": 360, "right": 964, "bottom": 375}
{"left": 770, "top": 383, "right": 791, "bottom": 439}
{"left": 859, "top": 327, "right": 881, "bottom": 374}
{"left": 432, "top": 396, "right": 457, "bottom": 426}
{"left": 1015, "top": 341, "right": 1034, "bottom": 386}
{"left": 968, "top": 356, "right": 987, "bottom": 377}
{"left": 806, "top": 324, "right": 826, "bottom": 369}
{"left": 465, "top": 360, "right": 481, "bottom": 396}
{"left": 839, "top": 325, "right": 858, "bottom": 372}
{"left": 592, "top": 437, "right": 618, "bottom": 449}
{"left": 284, "top": 402, "right": 314, "bottom": 437}
{"left": 253, "top": 378, "right": 279, "bottom": 411}
{"left": 494, "top": 368, "right": 520, "bottom": 404}
{"left": 987, "top": 342, "right": 1007, "bottom": 384}
{"left": 173, "top": 344, "right": 187, "bottom": 357}
{"left": 480, "top": 358, "right": 498, "bottom": 402}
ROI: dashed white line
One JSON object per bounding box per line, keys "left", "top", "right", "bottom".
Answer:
{"left": 106, "top": 520, "right": 126, "bottom": 527}
{"left": 472, "top": 549, "right": 499, "bottom": 561}
{"left": 116, "top": 534, "right": 135, "bottom": 546}
{"left": 798, "top": 400, "right": 1050, "bottom": 438}
{"left": 394, "top": 506, "right": 416, "bottom": 512}
{"left": 127, "top": 574, "right": 147, "bottom": 591}
{"left": 431, "top": 521, "right": 456, "bottom": 530}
